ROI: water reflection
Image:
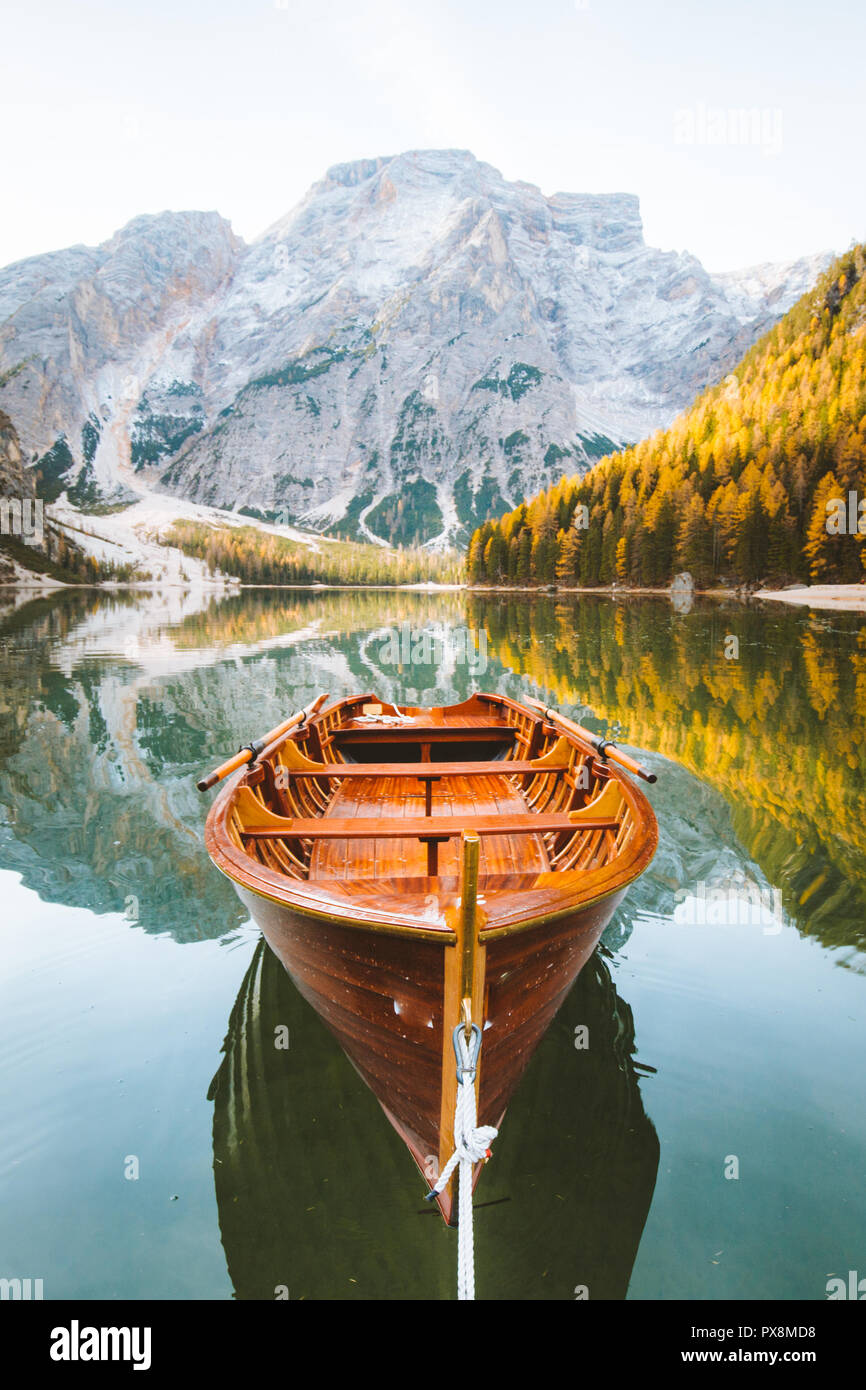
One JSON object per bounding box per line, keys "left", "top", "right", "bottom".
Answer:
{"left": 0, "top": 588, "right": 864, "bottom": 951}
{"left": 467, "top": 594, "right": 866, "bottom": 953}
{"left": 209, "top": 938, "right": 659, "bottom": 1300}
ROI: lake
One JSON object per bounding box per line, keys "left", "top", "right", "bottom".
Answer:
{"left": 0, "top": 586, "right": 864, "bottom": 1301}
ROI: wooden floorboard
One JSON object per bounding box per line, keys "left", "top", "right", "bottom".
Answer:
{"left": 309, "top": 772, "right": 549, "bottom": 880}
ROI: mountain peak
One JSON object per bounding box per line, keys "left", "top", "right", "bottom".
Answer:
{"left": 548, "top": 190, "right": 643, "bottom": 251}
{"left": 103, "top": 209, "right": 242, "bottom": 253}
{"left": 271, "top": 151, "right": 645, "bottom": 253}
{"left": 322, "top": 148, "right": 487, "bottom": 188}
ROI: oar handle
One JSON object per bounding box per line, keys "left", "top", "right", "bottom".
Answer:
{"left": 196, "top": 693, "right": 330, "bottom": 792}
{"left": 524, "top": 697, "right": 657, "bottom": 784}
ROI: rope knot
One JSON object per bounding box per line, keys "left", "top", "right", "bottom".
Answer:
{"left": 456, "top": 1123, "right": 499, "bottom": 1166}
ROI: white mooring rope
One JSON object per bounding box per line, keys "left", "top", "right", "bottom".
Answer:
{"left": 426, "top": 1026, "right": 498, "bottom": 1300}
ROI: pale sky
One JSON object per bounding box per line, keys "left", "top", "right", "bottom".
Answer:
{"left": 2, "top": 0, "right": 863, "bottom": 273}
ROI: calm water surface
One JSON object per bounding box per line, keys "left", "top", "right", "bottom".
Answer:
{"left": 0, "top": 587, "right": 864, "bottom": 1300}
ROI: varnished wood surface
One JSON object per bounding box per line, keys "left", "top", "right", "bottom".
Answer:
{"left": 239, "top": 886, "right": 447, "bottom": 1179}
{"left": 203, "top": 690, "right": 660, "bottom": 1223}
{"left": 206, "top": 692, "right": 657, "bottom": 933}
{"left": 332, "top": 727, "right": 514, "bottom": 744}
{"left": 338, "top": 712, "right": 512, "bottom": 731}
{"left": 233, "top": 873, "right": 625, "bottom": 1223}
{"left": 242, "top": 812, "right": 619, "bottom": 841}
{"left": 309, "top": 773, "right": 551, "bottom": 881}
{"left": 276, "top": 759, "right": 569, "bottom": 779}
{"left": 211, "top": 940, "right": 659, "bottom": 1298}
{"left": 479, "top": 891, "right": 626, "bottom": 1126}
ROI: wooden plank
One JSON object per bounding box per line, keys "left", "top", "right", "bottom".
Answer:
{"left": 332, "top": 727, "right": 514, "bottom": 743}
{"left": 276, "top": 759, "right": 569, "bottom": 779}
{"left": 438, "top": 833, "right": 487, "bottom": 1203}
{"left": 242, "top": 812, "right": 620, "bottom": 840}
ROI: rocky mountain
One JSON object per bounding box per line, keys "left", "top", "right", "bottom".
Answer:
{"left": 0, "top": 410, "right": 37, "bottom": 580}
{"left": 0, "top": 150, "right": 829, "bottom": 546}
{"left": 0, "top": 408, "right": 33, "bottom": 501}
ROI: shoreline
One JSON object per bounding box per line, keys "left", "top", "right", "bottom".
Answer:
{"left": 753, "top": 584, "right": 866, "bottom": 612}
{"left": 2, "top": 578, "right": 865, "bottom": 611}
{"left": 0, "top": 579, "right": 464, "bottom": 594}
{"left": 469, "top": 582, "right": 866, "bottom": 611}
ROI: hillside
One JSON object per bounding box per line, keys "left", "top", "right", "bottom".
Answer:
{"left": 0, "top": 409, "right": 145, "bottom": 585}
{"left": 467, "top": 245, "right": 866, "bottom": 588}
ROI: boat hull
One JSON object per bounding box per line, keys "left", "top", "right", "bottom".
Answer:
{"left": 232, "top": 878, "right": 627, "bottom": 1223}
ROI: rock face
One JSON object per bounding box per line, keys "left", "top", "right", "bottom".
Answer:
{"left": 0, "top": 409, "right": 37, "bottom": 579}
{"left": 0, "top": 212, "right": 241, "bottom": 508}
{"left": 0, "top": 409, "right": 33, "bottom": 500}
{"left": 0, "top": 150, "right": 829, "bottom": 544}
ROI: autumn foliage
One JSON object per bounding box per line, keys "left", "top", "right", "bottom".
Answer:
{"left": 468, "top": 245, "right": 866, "bottom": 589}
{"left": 164, "top": 522, "right": 462, "bottom": 586}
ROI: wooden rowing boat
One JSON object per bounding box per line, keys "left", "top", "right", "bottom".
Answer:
{"left": 199, "top": 691, "right": 659, "bottom": 1225}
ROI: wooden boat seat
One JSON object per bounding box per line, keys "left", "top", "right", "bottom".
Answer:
{"left": 238, "top": 775, "right": 624, "bottom": 880}
{"left": 275, "top": 759, "right": 570, "bottom": 779}
{"left": 336, "top": 715, "right": 512, "bottom": 731}
{"left": 331, "top": 728, "right": 516, "bottom": 752}
{"left": 243, "top": 812, "right": 619, "bottom": 839}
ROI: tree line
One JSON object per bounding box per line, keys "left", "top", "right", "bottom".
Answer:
{"left": 164, "top": 521, "right": 462, "bottom": 586}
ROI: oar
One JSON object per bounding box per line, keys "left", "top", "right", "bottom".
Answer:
{"left": 523, "top": 696, "right": 657, "bottom": 784}
{"left": 196, "top": 693, "right": 330, "bottom": 792}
